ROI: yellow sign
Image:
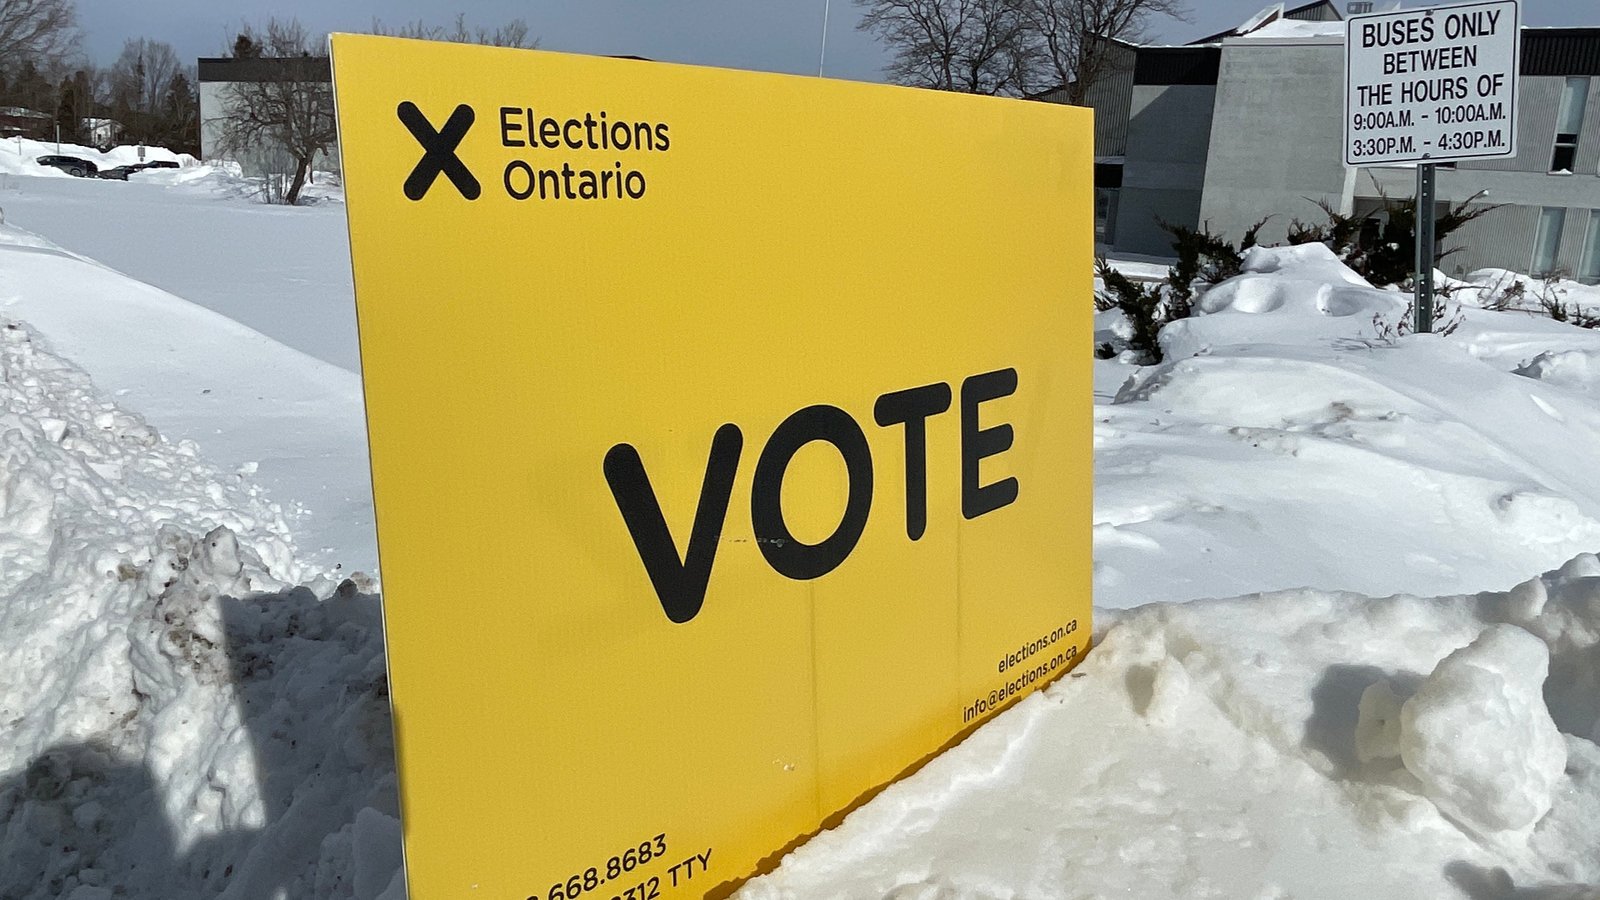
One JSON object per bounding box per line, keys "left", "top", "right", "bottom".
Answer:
{"left": 332, "top": 34, "right": 1092, "bottom": 899}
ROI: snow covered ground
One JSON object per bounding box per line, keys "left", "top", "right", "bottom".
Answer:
{"left": 1094, "top": 251, "right": 1600, "bottom": 607}
{"left": 0, "top": 137, "right": 356, "bottom": 372}
{"left": 1, "top": 157, "right": 1598, "bottom": 898}
{"left": 738, "top": 248, "right": 1600, "bottom": 898}
{"left": 0, "top": 139, "right": 374, "bottom": 575}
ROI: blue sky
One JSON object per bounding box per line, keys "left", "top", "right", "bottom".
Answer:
{"left": 72, "top": 0, "right": 1598, "bottom": 83}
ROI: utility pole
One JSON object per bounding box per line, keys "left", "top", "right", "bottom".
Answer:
{"left": 819, "top": 0, "right": 831, "bottom": 77}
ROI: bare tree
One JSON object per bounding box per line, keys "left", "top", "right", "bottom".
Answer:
{"left": 1021, "top": 0, "right": 1187, "bottom": 103}
{"left": 214, "top": 19, "right": 336, "bottom": 206}
{"left": 855, "top": 0, "right": 1188, "bottom": 101}
{"left": 856, "top": 0, "right": 1035, "bottom": 96}
{"left": 0, "top": 0, "right": 78, "bottom": 74}
{"left": 109, "top": 37, "right": 181, "bottom": 117}
{"left": 78, "top": 63, "right": 109, "bottom": 108}
{"left": 371, "top": 12, "right": 536, "bottom": 48}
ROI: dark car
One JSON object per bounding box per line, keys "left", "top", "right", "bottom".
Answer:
{"left": 35, "top": 155, "right": 98, "bottom": 178}
{"left": 98, "top": 160, "right": 182, "bottom": 180}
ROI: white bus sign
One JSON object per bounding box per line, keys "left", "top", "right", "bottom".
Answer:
{"left": 1345, "top": 0, "right": 1520, "bottom": 166}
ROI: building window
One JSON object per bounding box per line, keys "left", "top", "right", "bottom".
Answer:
{"left": 1551, "top": 77, "right": 1589, "bottom": 174}
{"left": 1532, "top": 207, "right": 1567, "bottom": 277}
{"left": 1095, "top": 189, "right": 1120, "bottom": 244}
{"left": 1581, "top": 212, "right": 1600, "bottom": 285}
{"left": 1094, "top": 162, "right": 1123, "bottom": 246}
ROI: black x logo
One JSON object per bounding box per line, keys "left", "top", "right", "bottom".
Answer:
{"left": 398, "top": 101, "right": 481, "bottom": 201}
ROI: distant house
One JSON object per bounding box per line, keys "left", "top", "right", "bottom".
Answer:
{"left": 82, "top": 117, "right": 123, "bottom": 148}
{"left": 196, "top": 56, "right": 335, "bottom": 177}
{"left": 0, "top": 106, "right": 51, "bottom": 140}
{"left": 1059, "top": 1, "right": 1600, "bottom": 283}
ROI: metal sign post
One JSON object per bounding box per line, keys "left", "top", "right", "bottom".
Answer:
{"left": 1415, "top": 162, "right": 1436, "bottom": 333}
{"left": 1345, "top": 0, "right": 1522, "bottom": 335}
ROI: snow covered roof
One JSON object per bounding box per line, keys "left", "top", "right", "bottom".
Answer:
{"left": 1230, "top": 17, "right": 1348, "bottom": 41}
{"left": 1237, "top": 3, "right": 1289, "bottom": 35}
{"left": 1190, "top": 0, "right": 1350, "bottom": 44}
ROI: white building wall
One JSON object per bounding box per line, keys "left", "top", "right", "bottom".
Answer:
{"left": 197, "top": 79, "right": 340, "bottom": 179}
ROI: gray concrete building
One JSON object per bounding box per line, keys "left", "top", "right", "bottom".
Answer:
{"left": 1080, "top": 3, "right": 1600, "bottom": 284}
{"left": 1117, "top": 46, "right": 1223, "bottom": 256}
{"left": 1084, "top": 1, "right": 1352, "bottom": 255}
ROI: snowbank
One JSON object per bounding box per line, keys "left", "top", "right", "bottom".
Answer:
{"left": 0, "top": 317, "right": 397, "bottom": 899}
{"left": 739, "top": 565, "right": 1600, "bottom": 898}
{"left": 0, "top": 136, "right": 342, "bottom": 205}
{"left": 1452, "top": 268, "right": 1600, "bottom": 318}
{"left": 1396, "top": 624, "right": 1566, "bottom": 834}
{"left": 0, "top": 136, "right": 190, "bottom": 178}
{"left": 0, "top": 222, "right": 376, "bottom": 573}
{"left": 127, "top": 162, "right": 345, "bottom": 205}
{"left": 1515, "top": 349, "right": 1600, "bottom": 396}
{"left": 1097, "top": 244, "right": 1600, "bottom": 608}
{"left": 1194, "top": 243, "right": 1397, "bottom": 319}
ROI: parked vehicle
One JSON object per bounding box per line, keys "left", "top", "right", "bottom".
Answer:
{"left": 35, "top": 155, "right": 98, "bottom": 178}
{"left": 97, "top": 160, "right": 182, "bottom": 180}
